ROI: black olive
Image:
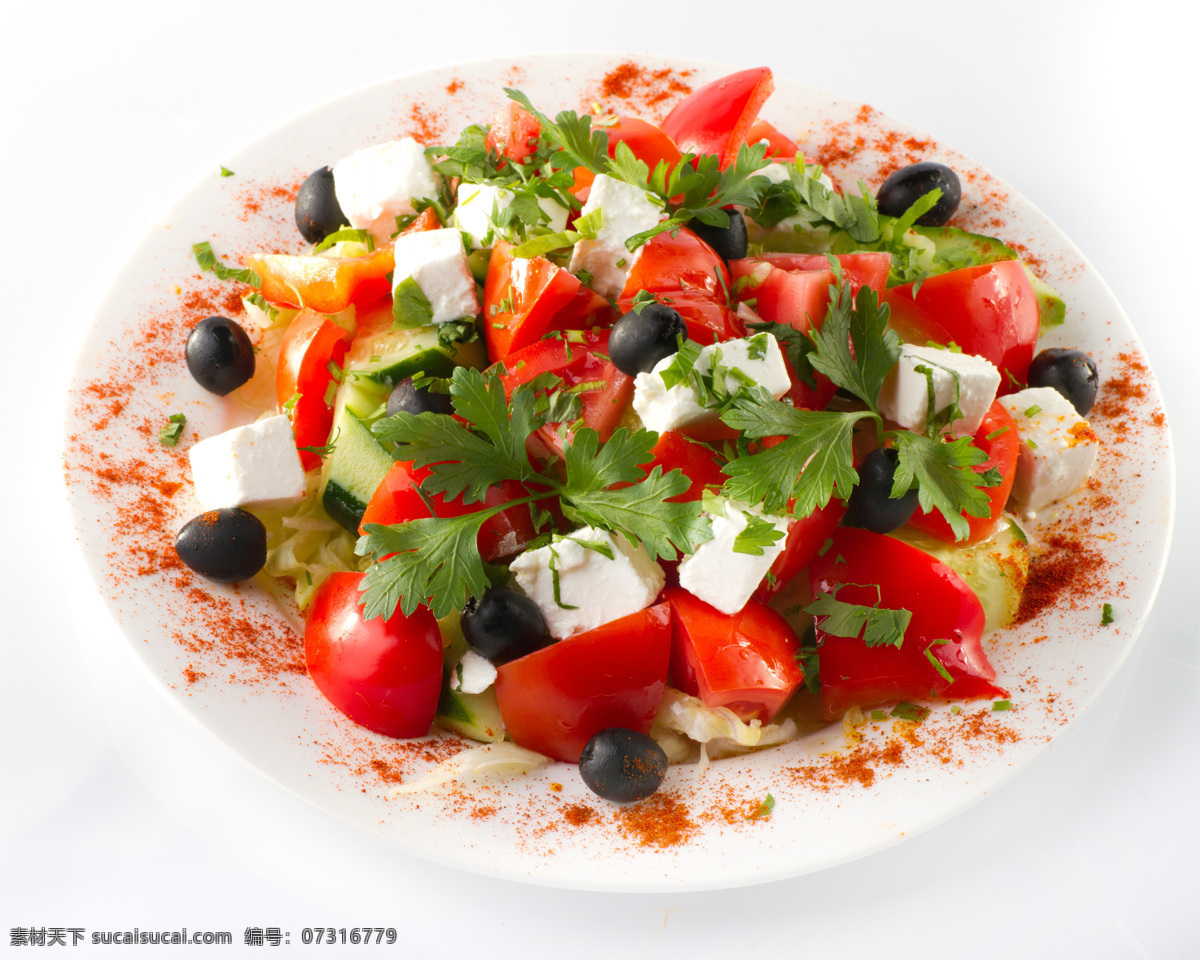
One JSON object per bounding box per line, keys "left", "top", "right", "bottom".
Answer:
{"left": 295, "top": 166, "right": 347, "bottom": 244}
{"left": 461, "top": 588, "right": 549, "bottom": 663}
{"left": 876, "top": 161, "right": 962, "bottom": 227}
{"left": 842, "top": 448, "right": 919, "bottom": 534}
{"left": 184, "top": 316, "right": 255, "bottom": 396}
{"left": 386, "top": 377, "right": 455, "bottom": 417}
{"left": 579, "top": 728, "right": 668, "bottom": 803}
{"left": 686, "top": 208, "right": 748, "bottom": 262}
{"left": 1027, "top": 348, "right": 1099, "bottom": 417}
{"left": 175, "top": 508, "right": 267, "bottom": 583}
{"left": 608, "top": 302, "right": 688, "bottom": 377}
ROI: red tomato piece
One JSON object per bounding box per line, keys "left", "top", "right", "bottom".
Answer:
{"left": 303, "top": 572, "right": 443, "bottom": 738}
{"left": 907, "top": 401, "right": 1020, "bottom": 544}
{"left": 359, "top": 460, "right": 538, "bottom": 562}
{"left": 883, "top": 260, "right": 1039, "bottom": 392}
{"left": 621, "top": 226, "right": 730, "bottom": 300}
{"left": 485, "top": 101, "right": 541, "bottom": 167}
{"left": 275, "top": 309, "right": 352, "bottom": 472}
{"left": 247, "top": 242, "right": 396, "bottom": 314}
{"left": 494, "top": 603, "right": 671, "bottom": 762}
{"left": 642, "top": 431, "right": 727, "bottom": 502}
{"left": 661, "top": 67, "right": 775, "bottom": 169}
{"left": 482, "top": 240, "right": 610, "bottom": 362}
{"left": 809, "top": 528, "right": 1004, "bottom": 720}
{"left": 571, "top": 116, "right": 683, "bottom": 200}
{"left": 746, "top": 118, "right": 798, "bottom": 159}
{"left": 615, "top": 290, "right": 743, "bottom": 347}
{"left": 495, "top": 331, "right": 633, "bottom": 457}
{"left": 730, "top": 252, "right": 891, "bottom": 332}
{"left": 753, "top": 497, "right": 846, "bottom": 602}
{"left": 665, "top": 587, "right": 803, "bottom": 723}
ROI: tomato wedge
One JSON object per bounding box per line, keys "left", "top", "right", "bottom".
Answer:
{"left": 661, "top": 67, "right": 774, "bottom": 169}
{"left": 495, "top": 330, "right": 633, "bottom": 457}
{"left": 883, "top": 260, "right": 1039, "bottom": 392}
{"left": 485, "top": 101, "right": 541, "bottom": 168}
{"left": 622, "top": 226, "right": 730, "bottom": 300}
{"left": 359, "top": 460, "right": 538, "bottom": 561}
{"left": 666, "top": 587, "right": 803, "bottom": 723}
{"left": 907, "top": 400, "right": 1020, "bottom": 544}
{"left": 275, "top": 309, "right": 352, "bottom": 471}
{"left": 753, "top": 497, "right": 846, "bottom": 602}
{"left": 809, "top": 528, "right": 1004, "bottom": 720}
{"left": 494, "top": 603, "right": 671, "bottom": 762}
{"left": 483, "top": 240, "right": 610, "bottom": 361}
{"left": 571, "top": 116, "right": 683, "bottom": 200}
{"left": 746, "top": 118, "right": 797, "bottom": 159}
{"left": 730, "top": 252, "right": 891, "bottom": 333}
{"left": 304, "top": 572, "right": 443, "bottom": 739}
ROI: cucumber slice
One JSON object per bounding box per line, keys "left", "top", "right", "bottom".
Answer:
{"left": 435, "top": 611, "right": 505, "bottom": 743}
{"left": 890, "top": 519, "right": 1030, "bottom": 633}
{"left": 320, "top": 407, "right": 394, "bottom": 533}
{"left": 345, "top": 324, "right": 486, "bottom": 391}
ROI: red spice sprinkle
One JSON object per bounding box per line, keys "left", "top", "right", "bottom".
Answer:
{"left": 613, "top": 791, "right": 697, "bottom": 848}
{"left": 562, "top": 803, "right": 596, "bottom": 827}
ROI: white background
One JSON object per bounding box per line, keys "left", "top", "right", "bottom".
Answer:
{"left": 5, "top": 1, "right": 1196, "bottom": 956}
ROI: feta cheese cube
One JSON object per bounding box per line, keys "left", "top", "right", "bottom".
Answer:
{"left": 391, "top": 228, "right": 479, "bottom": 326}
{"left": 452, "top": 182, "right": 569, "bottom": 249}
{"left": 509, "top": 527, "right": 665, "bottom": 640}
{"left": 449, "top": 649, "right": 498, "bottom": 695}
{"left": 332, "top": 138, "right": 440, "bottom": 244}
{"left": 677, "top": 500, "right": 791, "bottom": 615}
{"left": 878, "top": 344, "right": 1001, "bottom": 437}
{"left": 997, "top": 386, "right": 1099, "bottom": 515}
{"left": 569, "top": 174, "right": 664, "bottom": 298}
{"left": 632, "top": 333, "right": 791, "bottom": 434}
{"left": 188, "top": 415, "right": 306, "bottom": 510}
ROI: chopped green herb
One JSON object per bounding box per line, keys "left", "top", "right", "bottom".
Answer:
{"left": 992, "top": 700, "right": 1012, "bottom": 712}
{"left": 805, "top": 587, "right": 911, "bottom": 649}
{"left": 732, "top": 511, "right": 786, "bottom": 556}
{"left": 192, "top": 241, "right": 261, "bottom": 288}
{"left": 747, "top": 793, "right": 775, "bottom": 820}
{"left": 1024, "top": 404, "right": 1042, "bottom": 418}
{"left": 891, "top": 702, "right": 929, "bottom": 722}
{"left": 219, "top": 166, "right": 234, "bottom": 177}
{"left": 1101, "top": 603, "right": 1115, "bottom": 626}
{"left": 158, "top": 413, "right": 186, "bottom": 447}
{"left": 393, "top": 276, "right": 434, "bottom": 328}
{"left": 985, "top": 426, "right": 1010, "bottom": 440}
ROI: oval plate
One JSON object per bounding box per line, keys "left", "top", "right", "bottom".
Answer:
{"left": 62, "top": 54, "right": 1173, "bottom": 891}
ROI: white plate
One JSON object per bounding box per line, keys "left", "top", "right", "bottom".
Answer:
{"left": 62, "top": 53, "right": 1174, "bottom": 892}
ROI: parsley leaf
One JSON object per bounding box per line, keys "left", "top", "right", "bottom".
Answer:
{"left": 158, "top": 413, "right": 186, "bottom": 447}
{"left": 731, "top": 511, "right": 785, "bottom": 556}
{"left": 889, "top": 431, "right": 993, "bottom": 541}
{"left": 392, "top": 276, "right": 433, "bottom": 328}
{"left": 806, "top": 587, "right": 912, "bottom": 649}
{"left": 192, "top": 241, "right": 261, "bottom": 288}
{"left": 504, "top": 89, "right": 609, "bottom": 174}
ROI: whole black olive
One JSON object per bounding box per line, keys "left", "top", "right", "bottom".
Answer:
{"left": 608, "top": 302, "right": 688, "bottom": 377}
{"left": 386, "top": 377, "right": 455, "bottom": 417}
{"left": 579, "top": 728, "right": 668, "bottom": 803}
{"left": 295, "top": 166, "right": 347, "bottom": 244}
{"left": 1027, "top": 348, "right": 1099, "bottom": 416}
{"left": 461, "top": 588, "right": 549, "bottom": 663}
{"left": 175, "top": 508, "right": 267, "bottom": 583}
{"left": 686, "top": 208, "right": 748, "bottom": 262}
{"left": 876, "top": 161, "right": 962, "bottom": 227}
{"left": 842, "top": 447, "right": 919, "bottom": 534}
{"left": 184, "top": 316, "right": 255, "bottom": 396}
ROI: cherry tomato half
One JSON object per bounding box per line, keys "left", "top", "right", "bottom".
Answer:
{"left": 304, "top": 572, "right": 443, "bottom": 738}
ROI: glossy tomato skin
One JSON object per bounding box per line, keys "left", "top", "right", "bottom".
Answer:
{"left": 275, "top": 309, "right": 352, "bottom": 472}
{"left": 666, "top": 587, "right": 803, "bottom": 723}
{"left": 359, "top": 460, "right": 538, "bottom": 561}
{"left": 883, "top": 260, "right": 1039, "bottom": 392}
{"left": 643, "top": 431, "right": 727, "bottom": 502}
{"left": 494, "top": 603, "right": 671, "bottom": 763}
{"left": 303, "top": 572, "right": 443, "bottom": 738}
{"left": 908, "top": 401, "right": 1020, "bottom": 544}
{"left": 485, "top": 101, "right": 541, "bottom": 167}
{"left": 622, "top": 227, "right": 731, "bottom": 300}
{"left": 746, "top": 118, "right": 798, "bottom": 159}
{"left": 495, "top": 330, "right": 633, "bottom": 458}
{"left": 483, "top": 240, "right": 610, "bottom": 361}
{"left": 572, "top": 116, "right": 682, "bottom": 200}
{"left": 809, "top": 528, "right": 1003, "bottom": 720}
{"left": 730, "top": 252, "right": 891, "bottom": 333}
{"left": 753, "top": 497, "right": 846, "bottom": 602}
{"left": 661, "top": 67, "right": 774, "bottom": 169}
{"left": 248, "top": 242, "right": 396, "bottom": 314}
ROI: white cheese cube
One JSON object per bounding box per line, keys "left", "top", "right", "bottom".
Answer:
{"left": 188, "top": 415, "right": 306, "bottom": 511}
{"left": 677, "top": 501, "right": 791, "bottom": 615}
{"left": 878, "top": 344, "right": 1001, "bottom": 437}
{"left": 632, "top": 333, "right": 791, "bottom": 434}
{"left": 452, "top": 182, "right": 569, "bottom": 249}
{"left": 509, "top": 527, "right": 665, "bottom": 640}
{"left": 568, "top": 174, "right": 664, "bottom": 298}
{"left": 449, "top": 649, "right": 497, "bottom": 695}
{"left": 332, "top": 138, "right": 440, "bottom": 244}
{"left": 390, "top": 228, "right": 479, "bottom": 326}
{"left": 997, "top": 386, "right": 1099, "bottom": 515}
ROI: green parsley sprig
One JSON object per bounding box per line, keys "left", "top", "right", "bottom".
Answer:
{"left": 356, "top": 366, "right": 711, "bottom": 620}
{"left": 720, "top": 262, "right": 998, "bottom": 540}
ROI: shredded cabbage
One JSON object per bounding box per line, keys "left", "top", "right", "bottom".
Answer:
{"left": 389, "top": 743, "right": 551, "bottom": 794}
{"left": 651, "top": 688, "right": 799, "bottom": 765}
{"left": 261, "top": 475, "right": 365, "bottom": 610}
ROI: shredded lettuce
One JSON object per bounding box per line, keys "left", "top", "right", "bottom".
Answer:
{"left": 389, "top": 743, "right": 551, "bottom": 794}
{"left": 651, "top": 689, "right": 799, "bottom": 764}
